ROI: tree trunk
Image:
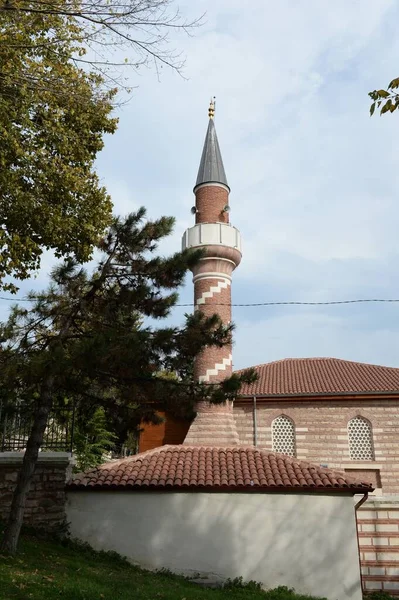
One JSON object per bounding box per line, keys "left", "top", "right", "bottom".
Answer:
{"left": 0, "top": 376, "right": 54, "bottom": 554}
{"left": 0, "top": 249, "right": 113, "bottom": 554}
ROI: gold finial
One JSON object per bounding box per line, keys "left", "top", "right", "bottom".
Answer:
{"left": 208, "top": 96, "right": 215, "bottom": 119}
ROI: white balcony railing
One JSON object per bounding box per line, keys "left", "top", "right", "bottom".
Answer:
{"left": 182, "top": 222, "right": 242, "bottom": 253}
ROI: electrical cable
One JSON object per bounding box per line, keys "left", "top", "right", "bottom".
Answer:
{"left": 1, "top": 296, "right": 399, "bottom": 307}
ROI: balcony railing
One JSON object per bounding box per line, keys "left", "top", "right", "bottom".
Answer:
{"left": 182, "top": 222, "right": 242, "bottom": 253}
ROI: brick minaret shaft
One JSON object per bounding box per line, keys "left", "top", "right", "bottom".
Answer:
{"left": 182, "top": 100, "right": 242, "bottom": 445}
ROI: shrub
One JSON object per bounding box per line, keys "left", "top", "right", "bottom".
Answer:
{"left": 224, "top": 576, "right": 263, "bottom": 591}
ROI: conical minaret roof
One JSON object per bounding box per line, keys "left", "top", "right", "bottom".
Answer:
{"left": 194, "top": 100, "right": 229, "bottom": 192}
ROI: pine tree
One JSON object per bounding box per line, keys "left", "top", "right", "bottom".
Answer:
{"left": 73, "top": 408, "right": 117, "bottom": 473}
{"left": 0, "top": 209, "right": 256, "bottom": 553}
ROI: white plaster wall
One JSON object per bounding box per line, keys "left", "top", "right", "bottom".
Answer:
{"left": 66, "top": 491, "right": 362, "bottom": 600}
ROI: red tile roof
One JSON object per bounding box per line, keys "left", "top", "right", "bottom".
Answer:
{"left": 237, "top": 357, "right": 399, "bottom": 396}
{"left": 68, "top": 445, "right": 372, "bottom": 493}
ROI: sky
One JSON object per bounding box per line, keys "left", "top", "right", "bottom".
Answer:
{"left": 2, "top": 0, "right": 399, "bottom": 371}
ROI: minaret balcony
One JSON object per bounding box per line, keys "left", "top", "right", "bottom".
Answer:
{"left": 182, "top": 222, "right": 242, "bottom": 254}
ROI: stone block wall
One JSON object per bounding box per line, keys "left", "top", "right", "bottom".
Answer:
{"left": 0, "top": 453, "right": 72, "bottom": 531}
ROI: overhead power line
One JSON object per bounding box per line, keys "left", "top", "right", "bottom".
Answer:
{"left": 1, "top": 296, "right": 399, "bottom": 308}
{"left": 183, "top": 299, "right": 399, "bottom": 307}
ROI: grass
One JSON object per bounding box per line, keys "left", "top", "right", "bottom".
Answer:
{"left": 0, "top": 531, "right": 329, "bottom": 600}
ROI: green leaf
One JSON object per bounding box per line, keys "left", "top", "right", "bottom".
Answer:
{"left": 370, "top": 102, "right": 376, "bottom": 117}
{"left": 0, "top": 6, "right": 117, "bottom": 290}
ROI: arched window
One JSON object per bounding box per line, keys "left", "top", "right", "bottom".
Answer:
{"left": 272, "top": 415, "right": 296, "bottom": 457}
{"left": 348, "top": 416, "right": 374, "bottom": 461}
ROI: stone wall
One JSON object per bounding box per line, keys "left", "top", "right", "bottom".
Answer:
{"left": 0, "top": 452, "right": 72, "bottom": 530}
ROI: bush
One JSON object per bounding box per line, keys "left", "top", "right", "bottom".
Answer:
{"left": 265, "top": 587, "right": 327, "bottom": 600}
{"left": 224, "top": 576, "right": 263, "bottom": 591}
{"left": 223, "top": 580, "right": 328, "bottom": 599}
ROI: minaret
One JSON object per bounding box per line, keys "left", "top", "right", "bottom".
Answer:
{"left": 182, "top": 99, "right": 242, "bottom": 445}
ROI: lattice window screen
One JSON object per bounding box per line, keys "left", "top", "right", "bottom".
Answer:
{"left": 348, "top": 417, "right": 374, "bottom": 460}
{"left": 272, "top": 415, "right": 296, "bottom": 457}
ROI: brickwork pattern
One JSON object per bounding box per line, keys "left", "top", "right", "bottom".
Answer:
{"left": 233, "top": 399, "right": 399, "bottom": 594}
{"left": 194, "top": 277, "right": 232, "bottom": 383}
{"left": 0, "top": 460, "right": 70, "bottom": 530}
{"left": 195, "top": 185, "right": 229, "bottom": 224}
{"left": 184, "top": 152, "right": 241, "bottom": 441}
{"left": 183, "top": 401, "right": 239, "bottom": 445}
{"left": 358, "top": 500, "right": 399, "bottom": 595}
{"left": 195, "top": 278, "right": 231, "bottom": 310}
{"left": 194, "top": 277, "right": 231, "bottom": 317}
{"left": 233, "top": 399, "right": 399, "bottom": 494}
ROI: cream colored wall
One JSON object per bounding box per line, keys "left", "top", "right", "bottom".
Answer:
{"left": 67, "top": 491, "right": 362, "bottom": 600}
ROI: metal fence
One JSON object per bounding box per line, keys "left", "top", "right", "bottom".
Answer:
{"left": 0, "top": 401, "right": 75, "bottom": 453}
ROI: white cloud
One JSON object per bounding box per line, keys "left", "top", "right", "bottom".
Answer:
{"left": 3, "top": 0, "right": 399, "bottom": 370}
{"left": 234, "top": 310, "right": 399, "bottom": 370}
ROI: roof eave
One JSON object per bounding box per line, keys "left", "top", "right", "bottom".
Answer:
{"left": 67, "top": 484, "right": 373, "bottom": 495}
{"left": 193, "top": 180, "right": 230, "bottom": 194}
{"left": 238, "top": 390, "right": 399, "bottom": 400}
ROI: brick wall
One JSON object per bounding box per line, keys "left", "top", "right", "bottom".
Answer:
{"left": 234, "top": 398, "right": 399, "bottom": 594}
{"left": 195, "top": 184, "right": 229, "bottom": 224}
{"left": 193, "top": 278, "right": 232, "bottom": 382}
{"left": 358, "top": 499, "right": 399, "bottom": 595}
{"left": 234, "top": 398, "right": 399, "bottom": 494}
{"left": 0, "top": 453, "right": 72, "bottom": 531}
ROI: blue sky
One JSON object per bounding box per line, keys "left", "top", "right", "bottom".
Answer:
{"left": 2, "top": 0, "right": 399, "bottom": 370}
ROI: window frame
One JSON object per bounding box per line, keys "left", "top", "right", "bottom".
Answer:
{"left": 271, "top": 414, "right": 296, "bottom": 458}
{"left": 347, "top": 415, "right": 375, "bottom": 461}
